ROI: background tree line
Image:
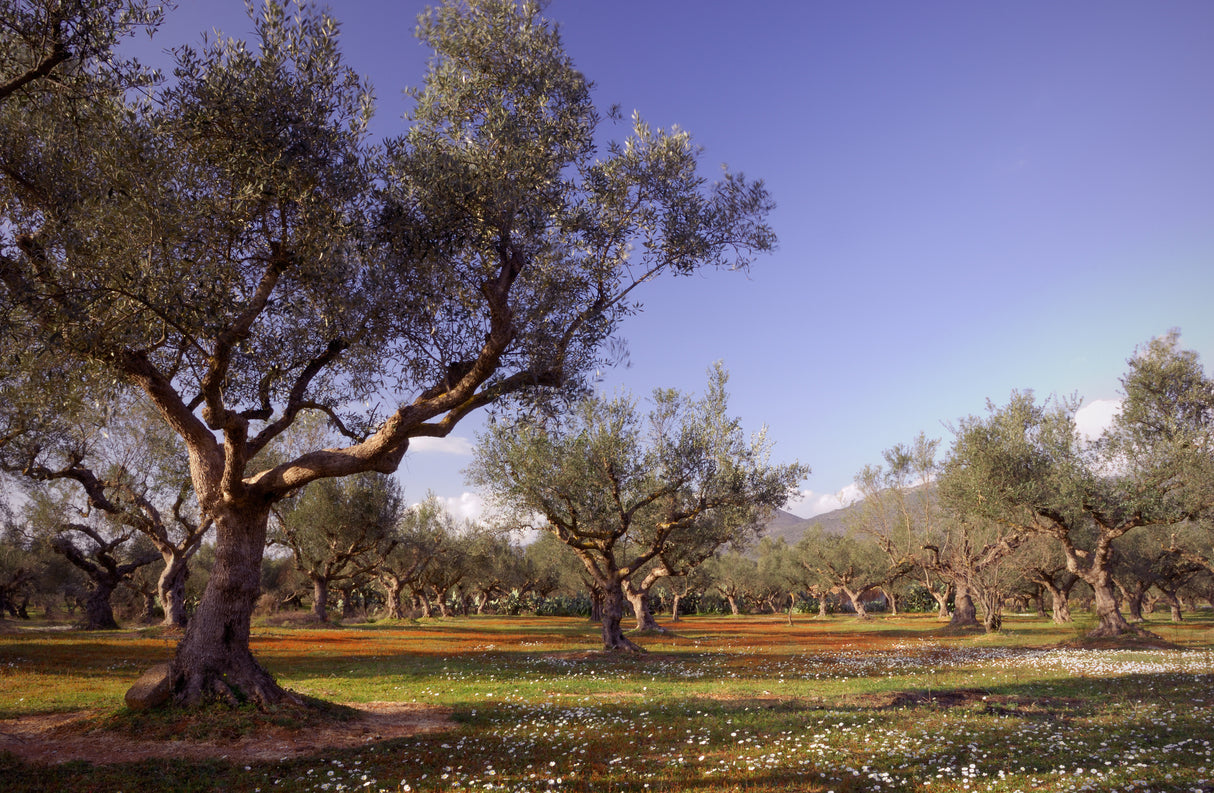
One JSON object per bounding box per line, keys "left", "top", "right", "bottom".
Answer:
{"left": 4, "top": 331, "right": 1212, "bottom": 640}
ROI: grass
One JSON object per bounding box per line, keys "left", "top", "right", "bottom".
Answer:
{"left": 1, "top": 611, "right": 1213, "bottom": 792}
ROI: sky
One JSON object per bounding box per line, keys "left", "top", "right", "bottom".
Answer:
{"left": 124, "top": 1, "right": 1214, "bottom": 520}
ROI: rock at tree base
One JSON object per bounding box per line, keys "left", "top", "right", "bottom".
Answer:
{"left": 125, "top": 663, "right": 172, "bottom": 710}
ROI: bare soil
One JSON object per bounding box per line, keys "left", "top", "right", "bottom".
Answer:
{"left": 0, "top": 702, "right": 454, "bottom": 766}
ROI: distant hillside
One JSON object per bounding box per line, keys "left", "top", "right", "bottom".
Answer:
{"left": 759, "top": 503, "right": 854, "bottom": 545}
{"left": 760, "top": 484, "right": 937, "bottom": 545}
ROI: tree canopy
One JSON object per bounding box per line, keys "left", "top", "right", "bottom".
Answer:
{"left": 468, "top": 365, "right": 807, "bottom": 650}
{"left": 0, "top": 0, "right": 777, "bottom": 704}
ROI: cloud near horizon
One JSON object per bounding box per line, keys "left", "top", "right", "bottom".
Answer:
{"left": 438, "top": 492, "right": 485, "bottom": 523}
{"left": 786, "top": 483, "right": 863, "bottom": 518}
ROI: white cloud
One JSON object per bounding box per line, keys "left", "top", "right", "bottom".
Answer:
{"left": 408, "top": 436, "right": 474, "bottom": 455}
{"left": 1074, "top": 398, "right": 1122, "bottom": 441}
{"left": 786, "top": 482, "right": 863, "bottom": 518}
{"left": 440, "top": 491, "right": 484, "bottom": 523}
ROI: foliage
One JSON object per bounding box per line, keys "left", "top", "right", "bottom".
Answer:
{"left": 0, "top": 0, "right": 777, "bottom": 702}
{"left": 469, "top": 365, "right": 806, "bottom": 648}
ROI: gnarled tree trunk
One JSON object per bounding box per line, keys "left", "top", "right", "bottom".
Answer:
{"left": 932, "top": 585, "right": 952, "bottom": 621}
{"left": 158, "top": 553, "right": 191, "bottom": 628}
{"left": 168, "top": 505, "right": 294, "bottom": 708}
{"left": 84, "top": 580, "right": 120, "bottom": 630}
{"left": 382, "top": 577, "right": 406, "bottom": 620}
{"left": 948, "top": 579, "right": 980, "bottom": 630}
{"left": 841, "top": 586, "right": 870, "bottom": 620}
{"left": 1085, "top": 567, "right": 1132, "bottom": 638}
{"left": 601, "top": 576, "right": 643, "bottom": 652}
{"left": 626, "top": 587, "right": 663, "bottom": 632}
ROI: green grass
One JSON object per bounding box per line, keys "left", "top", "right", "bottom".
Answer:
{"left": 2, "top": 611, "right": 1213, "bottom": 792}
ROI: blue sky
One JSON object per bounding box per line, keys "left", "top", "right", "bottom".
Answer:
{"left": 128, "top": 1, "right": 1214, "bottom": 518}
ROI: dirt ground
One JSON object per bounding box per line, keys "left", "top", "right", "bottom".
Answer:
{"left": 0, "top": 702, "right": 454, "bottom": 766}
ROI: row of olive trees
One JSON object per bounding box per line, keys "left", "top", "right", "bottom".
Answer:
{"left": 770, "top": 332, "right": 1214, "bottom": 636}
{"left": 266, "top": 476, "right": 558, "bottom": 623}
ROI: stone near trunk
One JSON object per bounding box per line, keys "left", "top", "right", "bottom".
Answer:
{"left": 125, "top": 662, "right": 173, "bottom": 710}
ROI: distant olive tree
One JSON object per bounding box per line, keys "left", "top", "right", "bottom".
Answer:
{"left": 469, "top": 367, "right": 806, "bottom": 651}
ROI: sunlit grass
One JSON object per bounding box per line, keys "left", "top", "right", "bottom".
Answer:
{"left": 2, "top": 611, "right": 1213, "bottom": 791}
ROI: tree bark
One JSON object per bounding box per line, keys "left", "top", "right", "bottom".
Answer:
{"left": 1039, "top": 579, "right": 1072, "bottom": 623}
{"left": 1086, "top": 568, "right": 1132, "bottom": 638}
{"left": 670, "top": 593, "right": 682, "bottom": 622}
{"left": 168, "top": 505, "right": 294, "bottom": 708}
{"left": 601, "top": 577, "right": 643, "bottom": 652}
{"left": 1033, "top": 587, "right": 1048, "bottom": 619}
{"left": 725, "top": 594, "right": 740, "bottom": 616}
{"left": 626, "top": 587, "right": 663, "bottom": 632}
{"left": 948, "top": 580, "right": 980, "bottom": 630}
{"left": 880, "top": 587, "right": 898, "bottom": 616}
{"left": 1158, "top": 588, "right": 1184, "bottom": 622}
{"left": 932, "top": 584, "right": 953, "bottom": 621}
{"left": 83, "top": 580, "right": 120, "bottom": 630}
{"left": 382, "top": 578, "right": 405, "bottom": 620}
{"left": 158, "top": 553, "right": 190, "bottom": 628}
{"left": 311, "top": 576, "right": 330, "bottom": 622}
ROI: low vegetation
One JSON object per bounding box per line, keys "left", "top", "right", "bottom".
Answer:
{"left": 3, "top": 612, "right": 1213, "bottom": 792}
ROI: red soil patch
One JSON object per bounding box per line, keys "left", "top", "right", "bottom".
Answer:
{"left": 0, "top": 702, "right": 454, "bottom": 766}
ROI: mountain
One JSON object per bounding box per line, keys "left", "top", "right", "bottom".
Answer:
{"left": 758, "top": 503, "right": 854, "bottom": 544}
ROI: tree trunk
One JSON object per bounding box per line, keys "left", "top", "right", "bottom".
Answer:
{"left": 418, "top": 593, "right": 433, "bottom": 618}
{"left": 726, "top": 594, "right": 740, "bottom": 616}
{"left": 601, "top": 578, "right": 643, "bottom": 652}
{"left": 383, "top": 579, "right": 405, "bottom": 620}
{"left": 1158, "top": 589, "right": 1184, "bottom": 622}
{"left": 340, "top": 586, "right": 359, "bottom": 620}
{"left": 139, "top": 588, "right": 158, "bottom": 623}
{"left": 932, "top": 584, "right": 952, "bottom": 621}
{"left": 1040, "top": 580, "right": 1072, "bottom": 623}
{"left": 1115, "top": 579, "right": 1148, "bottom": 623}
{"left": 1086, "top": 569, "right": 1133, "bottom": 638}
{"left": 311, "top": 576, "right": 330, "bottom": 622}
{"left": 817, "top": 596, "right": 828, "bottom": 618}
{"left": 842, "top": 587, "right": 870, "bottom": 620}
{"left": 882, "top": 587, "right": 898, "bottom": 616}
{"left": 588, "top": 587, "right": 603, "bottom": 623}
{"left": 83, "top": 580, "right": 120, "bottom": 630}
{"left": 168, "top": 505, "right": 293, "bottom": 708}
{"left": 626, "top": 586, "right": 664, "bottom": 632}
{"left": 158, "top": 553, "right": 191, "bottom": 628}
{"left": 948, "top": 580, "right": 980, "bottom": 630}
{"left": 670, "top": 593, "right": 682, "bottom": 622}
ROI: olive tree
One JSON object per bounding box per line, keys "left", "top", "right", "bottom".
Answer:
{"left": 0, "top": 387, "right": 211, "bottom": 628}
{"left": 0, "top": 0, "right": 775, "bottom": 704}
{"left": 468, "top": 367, "right": 806, "bottom": 651}
{"left": 272, "top": 472, "right": 403, "bottom": 623}
{"left": 940, "top": 335, "right": 1214, "bottom": 638}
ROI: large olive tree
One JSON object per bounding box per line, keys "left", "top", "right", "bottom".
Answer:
{"left": 0, "top": 0, "right": 776, "bottom": 704}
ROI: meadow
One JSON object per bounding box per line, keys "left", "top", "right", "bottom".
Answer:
{"left": 1, "top": 613, "right": 1213, "bottom": 793}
